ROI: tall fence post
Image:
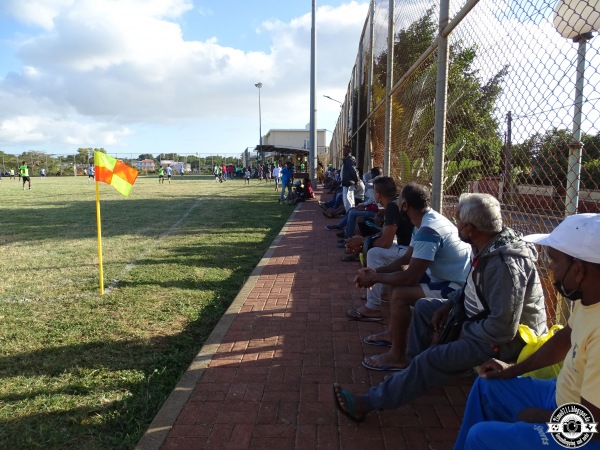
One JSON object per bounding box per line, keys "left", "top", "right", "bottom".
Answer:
{"left": 364, "top": 0, "right": 375, "bottom": 172}
{"left": 565, "top": 36, "right": 589, "bottom": 217}
{"left": 383, "top": 0, "right": 394, "bottom": 176}
{"left": 356, "top": 40, "right": 364, "bottom": 169}
{"left": 432, "top": 0, "right": 451, "bottom": 212}
{"left": 505, "top": 111, "right": 513, "bottom": 204}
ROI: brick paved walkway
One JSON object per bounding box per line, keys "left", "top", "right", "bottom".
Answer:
{"left": 136, "top": 188, "right": 474, "bottom": 450}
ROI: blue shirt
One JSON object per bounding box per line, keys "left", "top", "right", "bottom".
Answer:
{"left": 410, "top": 210, "right": 472, "bottom": 286}
{"left": 281, "top": 167, "right": 293, "bottom": 185}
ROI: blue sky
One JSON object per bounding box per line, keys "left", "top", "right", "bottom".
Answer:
{"left": 0, "top": 0, "right": 369, "bottom": 157}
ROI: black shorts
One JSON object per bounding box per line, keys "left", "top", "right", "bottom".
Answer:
{"left": 22, "top": 176, "right": 30, "bottom": 182}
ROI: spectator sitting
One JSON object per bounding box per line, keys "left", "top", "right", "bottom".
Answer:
{"left": 327, "top": 167, "right": 381, "bottom": 237}
{"left": 320, "top": 192, "right": 341, "bottom": 209}
{"left": 353, "top": 182, "right": 472, "bottom": 369}
{"left": 354, "top": 177, "right": 365, "bottom": 205}
{"left": 344, "top": 176, "right": 414, "bottom": 310}
{"left": 334, "top": 192, "right": 547, "bottom": 423}
{"left": 303, "top": 178, "right": 315, "bottom": 200}
{"left": 325, "top": 169, "right": 341, "bottom": 190}
{"left": 454, "top": 213, "right": 600, "bottom": 450}
{"left": 289, "top": 180, "right": 305, "bottom": 205}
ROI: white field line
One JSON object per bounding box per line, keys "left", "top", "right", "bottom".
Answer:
{"left": 1, "top": 197, "right": 202, "bottom": 303}
{"left": 104, "top": 197, "right": 202, "bottom": 294}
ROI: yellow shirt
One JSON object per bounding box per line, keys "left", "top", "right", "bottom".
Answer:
{"left": 555, "top": 300, "right": 600, "bottom": 408}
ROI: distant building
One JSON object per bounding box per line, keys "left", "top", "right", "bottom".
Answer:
{"left": 136, "top": 159, "right": 156, "bottom": 171}
{"left": 256, "top": 128, "right": 329, "bottom": 164}
{"left": 157, "top": 160, "right": 190, "bottom": 173}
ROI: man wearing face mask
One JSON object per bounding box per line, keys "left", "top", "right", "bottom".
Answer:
{"left": 354, "top": 182, "right": 473, "bottom": 369}
{"left": 454, "top": 213, "right": 600, "bottom": 450}
{"left": 334, "top": 193, "right": 547, "bottom": 422}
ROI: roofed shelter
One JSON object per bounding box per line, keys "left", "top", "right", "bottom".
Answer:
{"left": 253, "top": 128, "right": 329, "bottom": 166}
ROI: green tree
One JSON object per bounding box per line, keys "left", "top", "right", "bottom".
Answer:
{"left": 400, "top": 139, "right": 482, "bottom": 192}
{"left": 368, "top": 9, "right": 507, "bottom": 193}
{"left": 518, "top": 128, "right": 600, "bottom": 190}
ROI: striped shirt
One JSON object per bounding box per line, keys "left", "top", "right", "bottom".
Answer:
{"left": 410, "top": 209, "right": 472, "bottom": 287}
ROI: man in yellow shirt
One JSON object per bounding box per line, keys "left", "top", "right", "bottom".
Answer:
{"left": 454, "top": 214, "right": 600, "bottom": 449}
{"left": 19, "top": 161, "right": 31, "bottom": 190}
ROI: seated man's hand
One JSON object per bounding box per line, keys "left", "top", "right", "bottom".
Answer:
{"left": 345, "top": 236, "right": 364, "bottom": 253}
{"left": 355, "top": 204, "right": 365, "bottom": 211}
{"left": 354, "top": 268, "right": 377, "bottom": 288}
{"left": 430, "top": 303, "right": 452, "bottom": 344}
{"left": 431, "top": 302, "right": 452, "bottom": 332}
{"left": 478, "top": 359, "right": 513, "bottom": 379}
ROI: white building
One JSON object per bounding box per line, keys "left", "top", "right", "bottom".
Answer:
{"left": 253, "top": 127, "right": 329, "bottom": 166}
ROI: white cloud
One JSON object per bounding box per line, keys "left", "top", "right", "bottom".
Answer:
{"left": 0, "top": 114, "right": 131, "bottom": 147}
{"left": 0, "top": 1, "right": 369, "bottom": 153}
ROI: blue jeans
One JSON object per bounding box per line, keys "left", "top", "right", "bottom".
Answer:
{"left": 280, "top": 181, "right": 292, "bottom": 201}
{"left": 323, "top": 192, "right": 343, "bottom": 209}
{"left": 453, "top": 377, "right": 600, "bottom": 450}
{"left": 343, "top": 209, "right": 376, "bottom": 237}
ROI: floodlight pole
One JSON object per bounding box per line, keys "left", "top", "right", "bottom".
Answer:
{"left": 309, "top": 0, "right": 317, "bottom": 184}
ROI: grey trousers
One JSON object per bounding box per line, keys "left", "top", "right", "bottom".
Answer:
{"left": 366, "top": 297, "right": 500, "bottom": 411}
{"left": 365, "top": 244, "right": 408, "bottom": 311}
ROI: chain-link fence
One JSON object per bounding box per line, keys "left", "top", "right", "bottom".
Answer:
{"left": 330, "top": 0, "right": 600, "bottom": 325}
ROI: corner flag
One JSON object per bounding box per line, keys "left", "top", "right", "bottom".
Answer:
{"left": 94, "top": 152, "right": 138, "bottom": 196}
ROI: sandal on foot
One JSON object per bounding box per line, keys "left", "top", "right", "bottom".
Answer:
{"left": 333, "top": 384, "right": 364, "bottom": 423}
{"left": 361, "top": 357, "right": 407, "bottom": 372}
{"left": 346, "top": 309, "right": 383, "bottom": 322}
{"left": 362, "top": 336, "right": 392, "bottom": 347}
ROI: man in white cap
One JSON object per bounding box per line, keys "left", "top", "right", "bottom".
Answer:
{"left": 454, "top": 213, "right": 600, "bottom": 449}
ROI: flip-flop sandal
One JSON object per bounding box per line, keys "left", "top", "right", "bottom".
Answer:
{"left": 332, "top": 384, "right": 364, "bottom": 423}
{"left": 362, "top": 336, "right": 392, "bottom": 347}
{"left": 361, "top": 358, "right": 406, "bottom": 372}
{"left": 346, "top": 309, "right": 383, "bottom": 322}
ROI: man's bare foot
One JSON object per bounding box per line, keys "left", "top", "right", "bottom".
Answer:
{"left": 364, "top": 329, "right": 391, "bottom": 343}
{"left": 332, "top": 383, "right": 370, "bottom": 422}
{"left": 346, "top": 305, "right": 383, "bottom": 322}
{"left": 362, "top": 352, "right": 409, "bottom": 371}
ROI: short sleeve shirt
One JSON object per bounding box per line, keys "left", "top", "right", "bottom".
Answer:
{"left": 556, "top": 301, "right": 600, "bottom": 408}
{"left": 383, "top": 200, "right": 413, "bottom": 246}
{"left": 410, "top": 209, "right": 471, "bottom": 285}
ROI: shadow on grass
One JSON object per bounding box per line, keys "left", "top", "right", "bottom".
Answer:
{"left": 0, "top": 293, "right": 289, "bottom": 449}
{"left": 0, "top": 193, "right": 288, "bottom": 246}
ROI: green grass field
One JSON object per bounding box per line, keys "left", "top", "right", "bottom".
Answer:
{"left": 0, "top": 174, "right": 292, "bottom": 449}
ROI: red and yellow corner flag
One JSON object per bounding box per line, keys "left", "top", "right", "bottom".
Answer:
{"left": 94, "top": 152, "right": 139, "bottom": 197}
{"left": 93, "top": 151, "right": 139, "bottom": 295}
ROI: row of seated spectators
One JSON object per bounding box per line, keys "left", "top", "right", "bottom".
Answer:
{"left": 319, "top": 162, "right": 595, "bottom": 450}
